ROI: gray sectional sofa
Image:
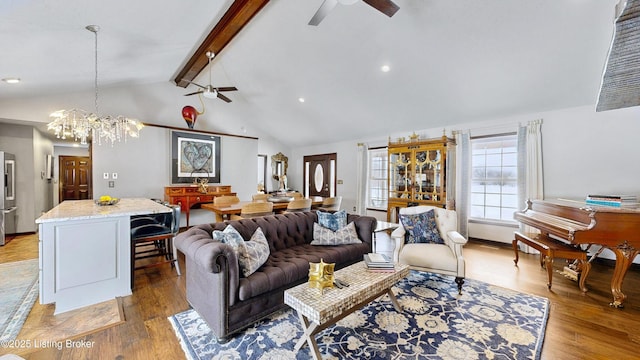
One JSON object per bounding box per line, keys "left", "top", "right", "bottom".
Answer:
{"left": 175, "top": 211, "right": 377, "bottom": 341}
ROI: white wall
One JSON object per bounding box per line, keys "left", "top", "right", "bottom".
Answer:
{"left": 91, "top": 125, "right": 260, "bottom": 227}
{"left": 0, "top": 80, "right": 292, "bottom": 230}
{"left": 0, "top": 123, "right": 53, "bottom": 232}
{"left": 32, "top": 128, "right": 55, "bottom": 215}
{"left": 290, "top": 105, "right": 640, "bottom": 252}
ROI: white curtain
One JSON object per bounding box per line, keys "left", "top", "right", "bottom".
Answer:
{"left": 454, "top": 131, "right": 470, "bottom": 239}
{"left": 355, "top": 143, "right": 368, "bottom": 215}
{"left": 526, "top": 119, "right": 544, "bottom": 202}
{"left": 517, "top": 119, "right": 544, "bottom": 251}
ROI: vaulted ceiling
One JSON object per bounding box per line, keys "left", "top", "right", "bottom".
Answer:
{"left": 0, "top": 0, "right": 621, "bottom": 147}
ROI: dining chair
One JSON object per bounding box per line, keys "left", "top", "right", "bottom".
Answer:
{"left": 231, "top": 201, "right": 274, "bottom": 220}
{"left": 213, "top": 195, "right": 240, "bottom": 221}
{"left": 284, "top": 198, "right": 312, "bottom": 213}
{"left": 214, "top": 195, "right": 240, "bottom": 205}
{"left": 318, "top": 196, "right": 342, "bottom": 211}
{"left": 252, "top": 193, "right": 270, "bottom": 202}
{"left": 285, "top": 191, "right": 303, "bottom": 199}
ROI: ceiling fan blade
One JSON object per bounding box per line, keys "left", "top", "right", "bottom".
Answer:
{"left": 215, "top": 86, "right": 238, "bottom": 92}
{"left": 362, "top": 0, "right": 399, "bottom": 17}
{"left": 184, "top": 90, "right": 203, "bottom": 96}
{"left": 184, "top": 80, "right": 207, "bottom": 90}
{"left": 217, "top": 93, "right": 233, "bottom": 103}
{"left": 309, "top": 0, "right": 339, "bottom": 26}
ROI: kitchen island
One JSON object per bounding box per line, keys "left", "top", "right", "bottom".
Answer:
{"left": 36, "top": 198, "right": 171, "bottom": 314}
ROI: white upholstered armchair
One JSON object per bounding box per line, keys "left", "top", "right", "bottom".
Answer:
{"left": 391, "top": 205, "right": 468, "bottom": 294}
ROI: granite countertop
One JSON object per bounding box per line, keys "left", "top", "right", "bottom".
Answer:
{"left": 36, "top": 198, "right": 171, "bottom": 223}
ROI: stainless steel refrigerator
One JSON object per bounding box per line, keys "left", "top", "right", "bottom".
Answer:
{"left": 1, "top": 151, "right": 17, "bottom": 245}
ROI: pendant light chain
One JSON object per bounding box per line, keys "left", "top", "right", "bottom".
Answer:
{"left": 92, "top": 25, "right": 99, "bottom": 116}
{"left": 47, "top": 24, "right": 143, "bottom": 146}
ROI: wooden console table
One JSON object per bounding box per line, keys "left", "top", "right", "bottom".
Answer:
{"left": 164, "top": 185, "right": 235, "bottom": 226}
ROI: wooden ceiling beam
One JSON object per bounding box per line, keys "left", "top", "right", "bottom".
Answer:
{"left": 173, "top": 0, "right": 270, "bottom": 88}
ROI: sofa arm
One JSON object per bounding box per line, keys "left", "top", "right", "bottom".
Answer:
{"left": 390, "top": 226, "right": 406, "bottom": 262}
{"left": 446, "top": 230, "right": 467, "bottom": 278}
{"left": 348, "top": 214, "right": 377, "bottom": 249}
{"left": 447, "top": 230, "right": 467, "bottom": 246}
{"left": 175, "top": 223, "right": 241, "bottom": 304}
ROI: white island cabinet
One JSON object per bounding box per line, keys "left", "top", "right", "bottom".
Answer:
{"left": 36, "top": 198, "right": 171, "bottom": 314}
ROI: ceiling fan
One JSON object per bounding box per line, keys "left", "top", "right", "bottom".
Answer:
{"left": 309, "top": 0, "right": 400, "bottom": 26}
{"left": 184, "top": 51, "right": 237, "bottom": 103}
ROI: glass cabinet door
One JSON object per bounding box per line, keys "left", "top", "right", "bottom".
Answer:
{"left": 413, "top": 148, "right": 442, "bottom": 201}
{"left": 388, "top": 148, "right": 412, "bottom": 200}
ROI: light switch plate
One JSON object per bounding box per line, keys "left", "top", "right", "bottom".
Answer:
{"left": 112, "top": 172, "right": 118, "bottom": 179}
{"left": 103, "top": 172, "right": 109, "bottom": 179}
{"left": 108, "top": 181, "right": 115, "bottom": 188}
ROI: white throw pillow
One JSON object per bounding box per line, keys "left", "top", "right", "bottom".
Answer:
{"left": 311, "top": 222, "right": 362, "bottom": 246}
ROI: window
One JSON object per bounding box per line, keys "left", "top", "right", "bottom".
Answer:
{"left": 367, "top": 148, "right": 388, "bottom": 210}
{"left": 470, "top": 135, "right": 518, "bottom": 223}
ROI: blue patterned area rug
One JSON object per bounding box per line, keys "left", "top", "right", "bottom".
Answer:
{"left": 169, "top": 271, "right": 549, "bottom": 360}
{"left": 0, "top": 259, "right": 39, "bottom": 341}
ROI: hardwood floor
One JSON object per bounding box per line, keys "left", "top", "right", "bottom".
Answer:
{"left": 2, "top": 233, "right": 639, "bottom": 359}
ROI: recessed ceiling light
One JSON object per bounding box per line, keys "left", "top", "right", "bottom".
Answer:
{"left": 298, "top": 97, "right": 305, "bottom": 103}
{"left": 2, "top": 78, "right": 21, "bottom": 84}
{"left": 381, "top": 65, "right": 391, "bottom": 73}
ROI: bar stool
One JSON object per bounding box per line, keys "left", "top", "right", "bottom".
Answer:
{"left": 130, "top": 204, "right": 181, "bottom": 288}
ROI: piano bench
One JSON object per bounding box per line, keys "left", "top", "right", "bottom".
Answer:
{"left": 513, "top": 231, "right": 589, "bottom": 291}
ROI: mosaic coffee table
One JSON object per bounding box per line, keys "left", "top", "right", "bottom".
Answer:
{"left": 284, "top": 261, "right": 410, "bottom": 359}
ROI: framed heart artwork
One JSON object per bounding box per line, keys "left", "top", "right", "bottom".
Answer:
{"left": 171, "top": 131, "right": 221, "bottom": 184}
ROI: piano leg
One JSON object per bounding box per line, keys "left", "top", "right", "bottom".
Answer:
{"left": 543, "top": 256, "right": 553, "bottom": 290}
{"left": 609, "top": 243, "right": 640, "bottom": 308}
{"left": 512, "top": 239, "right": 520, "bottom": 265}
{"left": 578, "top": 260, "right": 590, "bottom": 293}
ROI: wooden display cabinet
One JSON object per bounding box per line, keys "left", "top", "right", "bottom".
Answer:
{"left": 387, "top": 135, "right": 455, "bottom": 221}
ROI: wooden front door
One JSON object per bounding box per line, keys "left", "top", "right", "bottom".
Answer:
{"left": 303, "top": 153, "right": 336, "bottom": 198}
{"left": 59, "top": 156, "right": 92, "bottom": 201}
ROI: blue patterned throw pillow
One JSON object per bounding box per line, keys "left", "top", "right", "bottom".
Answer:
{"left": 399, "top": 209, "right": 444, "bottom": 244}
{"left": 213, "top": 225, "right": 270, "bottom": 277}
{"left": 317, "top": 210, "right": 347, "bottom": 231}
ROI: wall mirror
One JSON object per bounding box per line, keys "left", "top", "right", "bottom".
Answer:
{"left": 271, "top": 152, "right": 288, "bottom": 181}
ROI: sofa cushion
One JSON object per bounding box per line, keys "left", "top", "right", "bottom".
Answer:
{"left": 317, "top": 210, "right": 347, "bottom": 231}
{"left": 311, "top": 222, "right": 362, "bottom": 246}
{"left": 399, "top": 209, "right": 444, "bottom": 244}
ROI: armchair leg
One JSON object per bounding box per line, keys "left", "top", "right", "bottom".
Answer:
{"left": 455, "top": 277, "right": 464, "bottom": 295}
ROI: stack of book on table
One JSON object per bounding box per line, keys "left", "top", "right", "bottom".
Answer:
{"left": 585, "top": 195, "right": 638, "bottom": 208}
{"left": 364, "top": 253, "right": 395, "bottom": 272}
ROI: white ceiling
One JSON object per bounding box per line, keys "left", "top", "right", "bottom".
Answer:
{"left": 0, "top": 0, "right": 619, "bottom": 147}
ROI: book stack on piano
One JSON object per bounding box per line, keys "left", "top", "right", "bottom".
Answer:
{"left": 585, "top": 195, "right": 638, "bottom": 208}
{"left": 363, "top": 253, "right": 395, "bottom": 272}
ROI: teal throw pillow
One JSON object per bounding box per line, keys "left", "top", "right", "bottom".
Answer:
{"left": 399, "top": 209, "right": 444, "bottom": 244}
{"left": 317, "top": 209, "right": 347, "bottom": 231}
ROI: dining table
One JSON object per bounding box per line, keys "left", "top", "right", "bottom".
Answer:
{"left": 202, "top": 196, "right": 324, "bottom": 221}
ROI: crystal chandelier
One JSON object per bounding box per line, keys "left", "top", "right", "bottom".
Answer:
{"left": 47, "top": 25, "right": 143, "bottom": 145}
